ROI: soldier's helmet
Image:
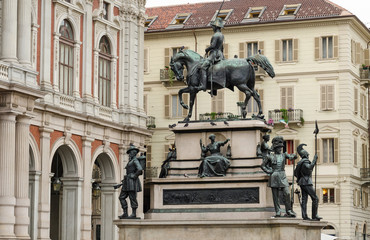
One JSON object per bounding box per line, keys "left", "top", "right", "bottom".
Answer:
{"left": 211, "top": 17, "right": 224, "bottom": 28}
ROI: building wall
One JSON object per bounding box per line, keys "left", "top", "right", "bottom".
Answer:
{"left": 0, "top": 0, "right": 150, "bottom": 239}
{"left": 144, "top": 16, "right": 370, "bottom": 239}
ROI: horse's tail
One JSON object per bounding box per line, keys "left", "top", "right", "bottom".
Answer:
{"left": 246, "top": 54, "right": 275, "bottom": 78}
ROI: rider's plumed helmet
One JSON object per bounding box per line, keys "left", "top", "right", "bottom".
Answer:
{"left": 211, "top": 17, "right": 224, "bottom": 28}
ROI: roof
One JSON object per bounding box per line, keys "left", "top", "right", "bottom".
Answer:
{"left": 145, "top": 0, "right": 353, "bottom": 32}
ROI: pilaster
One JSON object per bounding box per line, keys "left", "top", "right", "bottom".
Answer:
{"left": 14, "top": 115, "right": 31, "bottom": 239}
{"left": 1, "top": 0, "right": 18, "bottom": 63}
{"left": 100, "top": 184, "right": 117, "bottom": 240}
{"left": 17, "top": 0, "right": 32, "bottom": 66}
{"left": 0, "top": 114, "right": 17, "bottom": 238}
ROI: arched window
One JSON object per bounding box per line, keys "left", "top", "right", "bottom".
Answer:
{"left": 98, "top": 36, "right": 111, "bottom": 107}
{"left": 59, "top": 20, "right": 74, "bottom": 95}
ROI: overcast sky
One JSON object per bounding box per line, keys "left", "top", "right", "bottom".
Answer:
{"left": 145, "top": 0, "right": 370, "bottom": 27}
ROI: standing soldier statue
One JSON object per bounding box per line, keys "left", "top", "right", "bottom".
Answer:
{"left": 294, "top": 144, "right": 322, "bottom": 221}
{"left": 198, "top": 17, "right": 225, "bottom": 93}
{"left": 261, "top": 136, "right": 297, "bottom": 217}
{"left": 114, "top": 144, "right": 143, "bottom": 219}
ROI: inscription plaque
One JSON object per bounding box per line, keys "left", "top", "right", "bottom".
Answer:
{"left": 163, "top": 187, "right": 259, "bottom": 205}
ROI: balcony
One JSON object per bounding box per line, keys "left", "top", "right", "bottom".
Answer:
{"left": 360, "top": 68, "right": 370, "bottom": 87}
{"left": 199, "top": 112, "right": 241, "bottom": 121}
{"left": 146, "top": 116, "right": 156, "bottom": 129}
{"left": 160, "top": 68, "right": 186, "bottom": 87}
{"left": 361, "top": 168, "right": 370, "bottom": 179}
{"left": 268, "top": 109, "right": 304, "bottom": 126}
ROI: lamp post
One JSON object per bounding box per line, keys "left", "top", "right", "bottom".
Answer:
{"left": 52, "top": 153, "right": 62, "bottom": 192}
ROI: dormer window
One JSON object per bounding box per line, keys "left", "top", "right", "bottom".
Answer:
{"left": 279, "top": 4, "right": 301, "bottom": 16}
{"left": 211, "top": 9, "right": 233, "bottom": 22}
{"left": 145, "top": 16, "right": 157, "bottom": 28}
{"left": 170, "top": 13, "right": 191, "bottom": 25}
{"left": 242, "top": 7, "right": 266, "bottom": 22}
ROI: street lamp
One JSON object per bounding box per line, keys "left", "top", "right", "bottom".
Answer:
{"left": 52, "top": 153, "right": 62, "bottom": 192}
{"left": 92, "top": 182, "right": 101, "bottom": 198}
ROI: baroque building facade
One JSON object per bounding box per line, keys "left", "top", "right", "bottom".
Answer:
{"left": 144, "top": 0, "right": 370, "bottom": 239}
{"left": 0, "top": 0, "right": 149, "bottom": 240}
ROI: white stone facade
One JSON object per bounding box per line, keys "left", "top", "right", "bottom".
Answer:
{"left": 144, "top": 4, "right": 370, "bottom": 240}
{"left": 0, "top": 0, "right": 150, "bottom": 239}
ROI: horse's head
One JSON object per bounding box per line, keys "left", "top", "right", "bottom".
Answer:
{"left": 170, "top": 56, "right": 184, "bottom": 81}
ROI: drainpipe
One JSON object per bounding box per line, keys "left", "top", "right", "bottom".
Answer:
{"left": 193, "top": 30, "right": 198, "bottom": 120}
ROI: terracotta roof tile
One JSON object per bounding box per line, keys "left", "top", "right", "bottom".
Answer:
{"left": 145, "top": 0, "right": 352, "bottom": 32}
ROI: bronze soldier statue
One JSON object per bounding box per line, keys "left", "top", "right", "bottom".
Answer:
{"left": 159, "top": 145, "right": 176, "bottom": 178}
{"left": 294, "top": 144, "right": 322, "bottom": 221}
{"left": 198, "top": 17, "right": 225, "bottom": 92}
{"left": 116, "top": 144, "right": 143, "bottom": 219}
{"left": 261, "top": 136, "right": 297, "bottom": 217}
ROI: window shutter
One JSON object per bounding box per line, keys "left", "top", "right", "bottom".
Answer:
{"left": 287, "top": 87, "right": 294, "bottom": 109}
{"left": 334, "top": 138, "right": 339, "bottom": 163}
{"left": 258, "top": 41, "right": 264, "bottom": 55}
{"left": 335, "top": 188, "right": 340, "bottom": 204}
{"left": 364, "top": 94, "right": 367, "bottom": 120}
{"left": 144, "top": 48, "right": 149, "bottom": 72}
{"left": 320, "top": 85, "right": 327, "bottom": 110}
{"left": 351, "top": 40, "right": 355, "bottom": 64}
{"left": 356, "top": 42, "right": 361, "bottom": 64}
{"left": 316, "top": 188, "right": 322, "bottom": 204}
{"left": 294, "top": 139, "right": 300, "bottom": 153}
{"left": 144, "top": 94, "right": 148, "bottom": 114}
{"left": 239, "top": 42, "right": 245, "bottom": 58}
{"left": 333, "top": 35, "right": 339, "bottom": 58}
{"left": 258, "top": 89, "right": 264, "bottom": 111}
{"left": 317, "top": 139, "right": 321, "bottom": 164}
{"left": 364, "top": 49, "right": 370, "bottom": 66}
{"left": 357, "top": 190, "right": 361, "bottom": 206}
{"left": 327, "top": 85, "right": 334, "bottom": 110}
{"left": 280, "top": 87, "right": 286, "bottom": 109}
{"left": 164, "top": 144, "right": 169, "bottom": 159}
{"left": 275, "top": 40, "right": 280, "bottom": 62}
{"left": 354, "top": 88, "right": 358, "bottom": 114}
{"left": 360, "top": 93, "right": 364, "bottom": 118}
{"left": 164, "top": 95, "right": 170, "bottom": 118}
{"left": 164, "top": 48, "right": 170, "bottom": 67}
{"left": 293, "top": 38, "right": 298, "bottom": 61}
{"left": 314, "top": 37, "right": 320, "bottom": 60}
{"left": 146, "top": 145, "right": 152, "bottom": 167}
{"left": 362, "top": 144, "right": 366, "bottom": 168}
{"left": 182, "top": 93, "right": 189, "bottom": 117}
{"left": 353, "top": 189, "right": 357, "bottom": 206}
{"left": 224, "top": 43, "right": 229, "bottom": 59}
{"left": 239, "top": 90, "right": 244, "bottom": 102}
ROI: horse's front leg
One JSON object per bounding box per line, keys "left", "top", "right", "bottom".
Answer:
{"left": 178, "top": 87, "right": 189, "bottom": 110}
{"left": 251, "top": 90, "right": 264, "bottom": 118}
{"left": 184, "top": 92, "right": 197, "bottom": 122}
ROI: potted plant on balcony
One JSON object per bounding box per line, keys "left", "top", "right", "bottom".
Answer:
{"left": 362, "top": 64, "right": 368, "bottom": 70}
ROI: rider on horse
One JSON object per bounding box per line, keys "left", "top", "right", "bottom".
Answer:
{"left": 199, "top": 17, "right": 225, "bottom": 92}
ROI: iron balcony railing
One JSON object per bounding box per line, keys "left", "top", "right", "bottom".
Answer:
{"left": 146, "top": 116, "right": 156, "bottom": 129}
{"left": 360, "top": 168, "right": 370, "bottom": 178}
{"left": 360, "top": 68, "right": 370, "bottom": 79}
{"left": 268, "top": 109, "right": 303, "bottom": 124}
{"left": 199, "top": 112, "right": 242, "bottom": 121}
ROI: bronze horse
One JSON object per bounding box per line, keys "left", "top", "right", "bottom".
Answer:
{"left": 170, "top": 49, "right": 275, "bottom": 122}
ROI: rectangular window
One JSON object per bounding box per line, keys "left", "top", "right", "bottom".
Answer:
{"left": 363, "top": 143, "right": 368, "bottom": 168}
{"left": 351, "top": 40, "right": 356, "bottom": 64}
{"left": 354, "top": 87, "right": 358, "bottom": 114}
{"left": 322, "top": 138, "right": 334, "bottom": 163}
{"left": 247, "top": 42, "right": 258, "bottom": 57}
{"left": 322, "top": 36, "right": 333, "bottom": 59}
{"left": 284, "top": 140, "right": 294, "bottom": 165}
{"left": 320, "top": 85, "right": 334, "bottom": 111}
{"left": 145, "top": 16, "right": 157, "bottom": 28}
{"left": 98, "top": 57, "right": 111, "bottom": 106}
{"left": 282, "top": 39, "right": 293, "bottom": 62}
{"left": 280, "top": 4, "right": 301, "bottom": 16}
{"left": 212, "top": 9, "right": 233, "bottom": 21}
{"left": 244, "top": 7, "right": 266, "bottom": 19}
{"left": 360, "top": 93, "right": 367, "bottom": 119}
{"left": 144, "top": 48, "right": 149, "bottom": 73}
{"left": 59, "top": 42, "right": 74, "bottom": 96}
{"left": 280, "top": 86, "right": 294, "bottom": 109}
{"left": 170, "top": 13, "right": 191, "bottom": 25}
{"left": 323, "top": 188, "right": 335, "bottom": 203}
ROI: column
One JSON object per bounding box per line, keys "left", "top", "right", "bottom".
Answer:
{"left": 60, "top": 177, "right": 82, "bottom": 240}
{"left": 100, "top": 184, "right": 117, "bottom": 240}
{"left": 0, "top": 114, "right": 17, "bottom": 238}
{"left": 93, "top": 49, "right": 100, "bottom": 104}
{"left": 82, "top": 2, "right": 93, "bottom": 100}
{"left": 17, "top": 0, "right": 32, "bottom": 66}
{"left": 81, "top": 137, "right": 93, "bottom": 240}
{"left": 1, "top": 0, "right": 18, "bottom": 62}
{"left": 37, "top": 127, "right": 53, "bottom": 239}
{"left": 29, "top": 171, "right": 41, "bottom": 240}
{"left": 14, "top": 115, "right": 31, "bottom": 238}
{"left": 39, "top": 0, "right": 53, "bottom": 90}
{"left": 110, "top": 56, "right": 117, "bottom": 109}
{"left": 52, "top": 33, "right": 60, "bottom": 92}
{"left": 73, "top": 42, "right": 82, "bottom": 98}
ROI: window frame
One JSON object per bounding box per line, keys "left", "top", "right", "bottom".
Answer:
{"left": 210, "top": 9, "right": 233, "bottom": 22}
{"left": 170, "top": 13, "right": 192, "bottom": 25}
{"left": 58, "top": 19, "right": 74, "bottom": 96}
{"left": 322, "top": 188, "right": 335, "bottom": 204}
{"left": 280, "top": 86, "right": 294, "bottom": 109}
{"left": 320, "top": 84, "right": 335, "bottom": 111}
{"left": 98, "top": 36, "right": 112, "bottom": 107}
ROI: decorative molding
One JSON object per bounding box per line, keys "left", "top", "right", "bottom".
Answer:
{"left": 352, "top": 129, "right": 360, "bottom": 136}
{"left": 316, "top": 76, "right": 339, "bottom": 81}
{"left": 319, "top": 125, "right": 340, "bottom": 134}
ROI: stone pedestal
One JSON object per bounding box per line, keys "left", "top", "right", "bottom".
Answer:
{"left": 114, "top": 218, "right": 327, "bottom": 240}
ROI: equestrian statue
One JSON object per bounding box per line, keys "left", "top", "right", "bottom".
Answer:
{"left": 169, "top": 17, "right": 275, "bottom": 122}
